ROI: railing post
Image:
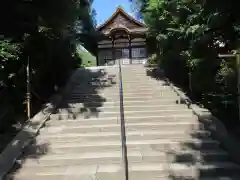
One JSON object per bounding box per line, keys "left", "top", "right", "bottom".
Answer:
{"left": 118, "top": 58, "right": 129, "bottom": 180}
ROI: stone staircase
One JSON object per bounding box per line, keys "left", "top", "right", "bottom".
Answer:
{"left": 5, "top": 65, "right": 240, "bottom": 180}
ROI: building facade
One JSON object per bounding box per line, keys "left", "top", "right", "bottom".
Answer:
{"left": 97, "top": 8, "right": 148, "bottom": 66}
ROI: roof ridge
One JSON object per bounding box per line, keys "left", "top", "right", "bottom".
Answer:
{"left": 97, "top": 7, "right": 145, "bottom": 30}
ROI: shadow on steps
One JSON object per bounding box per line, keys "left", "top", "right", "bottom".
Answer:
{"left": 4, "top": 67, "right": 118, "bottom": 180}
{"left": 50, "top": 68, "right": 117, "bottom": 120}
{"left": 146, "top": 67, "right": 240, "bottom": 180}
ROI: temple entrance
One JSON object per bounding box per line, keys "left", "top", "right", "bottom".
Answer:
{"left": 115, "top": 48, "right": 130, "bottom": 65}
{"left": 97, "top": 8, "right": 147, "bottom": 66}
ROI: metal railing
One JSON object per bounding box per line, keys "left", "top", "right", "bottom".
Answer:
{"left": 118, "top": 59, "right": 129, "bottom": 180}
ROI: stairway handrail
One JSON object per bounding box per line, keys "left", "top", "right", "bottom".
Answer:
{"left": 118, "top": 59, "right": 129, "bottom": 180}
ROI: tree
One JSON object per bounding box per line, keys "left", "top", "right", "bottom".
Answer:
{"left": 131, "top": 0, "right": 240, "bottom": 131}
{"left": 0, "top": 0, "right": 97, "bottom": 128}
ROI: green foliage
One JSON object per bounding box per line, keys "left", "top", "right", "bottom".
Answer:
{"left": 132, "top": 0, "right": 240, "bottom": 131}
{"left": 0, "top": 0, "right": 97, "bottom": 130}
{"left": 0, "top": 40, "right": 21, "bottom": 83}
{"left": 76, "top": 48, "right": 97, "bottom": 67}
{"left": 148, "top": 53, "right": 157, "bottom": 65}
{"left": 0, "top": 40, "right": 20, "bottom": 61}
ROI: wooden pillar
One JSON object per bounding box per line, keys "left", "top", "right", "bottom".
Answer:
{"left": 128, "top": 35, "right": 132, "bottom": 64}
{"left": 111, "top": 36, "right": 115, "bottom": 65}
{"left": 145, "top": 34, "right": 148, "bottom": 58}
{"left": 96, "top": 48, "right": 99, "bottom": 66}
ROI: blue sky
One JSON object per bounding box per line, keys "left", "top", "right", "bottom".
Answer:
{"left": 92, "top": 0, "right": 134, "bottom": 26}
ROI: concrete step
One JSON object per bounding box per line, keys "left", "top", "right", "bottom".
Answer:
{"left": 86, "top": 87, "right": 173, "bottom": 94}
{"left": 122, "top": 109, "right": 193, "bottom": 117}
{"left": 122, "top": 82, "right": 163, "bottom": 84}
{"left": 122, "top": 95, "right": 178, "bottom": 100}
{"left": 121, "top": 78, "right": 164, "bottom": 81}
{"left": 123, "top": 81, "right": 165, "bottom": 83}
{"left": 17, "top": 149, "right": 230, "bottom": 168}
{"left": 69, "top": 92, "right": 178, "bottom": 99}
{"left": 71, "top": 83, "right": 119, "bottom": 89}
{"left": 63, "top": 101, "right": 119, "bottom": 108}
{"left": 67, "top": 95, "right": 180, "bottom": 102}
{"left": 70, "top": 88, "right": 118, "bottom": 94}
{"left": 40, "top": 121, "right": 199, "bottom": 134}
{"left": 122, "top": 86, "right": 172, "bottom": 90}
{"left": 8, "top": 162, "right": 240, "bottom": 180}
{"left": 50, "top": 111, "right": 121, "bottom": 120}
{"left": 122, "top": 84, "right": 169, "bottom": 89}
{"left": 123, "top": 99, "right": 180, "bottom": 106}
{"left": 46, "top": 114, "right": 196, "bottom": 126}
{"left": 122, "top": 89, "right": 174, "bottom": 94}
{"left": 112, "top": 104, "right": 187, "bottom": 111}
{"left": 71, "top": 87, "right": 118, "bottom": 93}
{"left": 61, "top": 104, "right": 188, "bottom": 114}
{"left": 70, "top": 90, "right": 177, "bottom": 97}
{"left": 64, "top": 99, "right": 181, "bottom": 108}
{"left": 70, "top": 89, "right": 175, "bottom": 95}
{"left": 66, "top": 98, "right": 180, "bottom": 105}
{"left": 121, "top": 79, "right": 164, "bottom": 83}
{"left": 121, "top": 77, "right": 163, "bottom": 80}
{"left": 50, "top": 109, "right": 193, "bottom": 120}
{"left": 49, "top": 114, "right": 194, "bottom": 122}
{"left": 97, "top": 162, "right": 240, "bottom": 180}
{"left": 37, "top": 130, "right": 211, "bottom": 143}
{"left": 72, "top": 84, "right": 172, "bottom": 90}
{"left": 17, "top": 151, "right": 134, "bottom": 168}
{"left": 25, "top": 139, "right": 221, "bottom": 155}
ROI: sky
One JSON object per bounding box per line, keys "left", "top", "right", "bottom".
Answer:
{"left": 92, "top": 0, "right": 135, "bottom": 26}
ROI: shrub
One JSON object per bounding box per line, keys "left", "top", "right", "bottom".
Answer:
{"left": 148, "top": 53, "right": 157, "bottom": 65}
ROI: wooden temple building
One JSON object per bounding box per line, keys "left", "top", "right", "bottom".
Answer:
{"left": 97, "top": 7, "right": 148, "bottom": 66}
